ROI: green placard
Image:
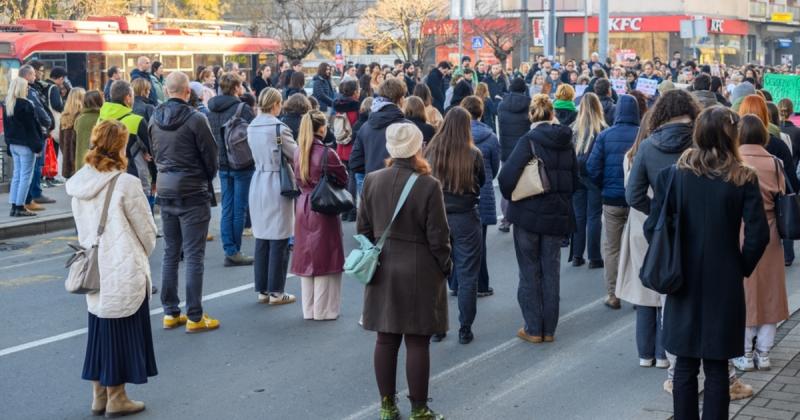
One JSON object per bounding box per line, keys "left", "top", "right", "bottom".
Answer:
{"left": 764, "top": 73, "right": 800, "bottom": 113}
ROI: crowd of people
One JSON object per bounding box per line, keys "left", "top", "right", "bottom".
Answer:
{"left": 3, "top": 51, "right": 799, "bottom": 419}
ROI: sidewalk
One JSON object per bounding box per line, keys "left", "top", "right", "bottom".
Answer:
{"left": 0, "top": 185, "right": 74, "bottom": 239}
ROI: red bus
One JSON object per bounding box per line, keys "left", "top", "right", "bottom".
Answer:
{"left": 0, "top": 15, "right": 281, "bottom": 102}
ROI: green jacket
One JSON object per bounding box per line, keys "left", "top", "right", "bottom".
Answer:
{"left": 74, "top": 109, "right": 100, "bottom": 171}
{"left": 150, "top": 75, "right": 166, "bottom": 104}
{"left": 453, "top": 66, "right": 479, "bottom": 86}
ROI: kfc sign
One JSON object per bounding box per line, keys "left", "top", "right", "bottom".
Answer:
{"left": 609, "top": 17, "right": 643, "bottom": 32}
{"left": 709, "top": 19, "right": 724, "bottom": 33}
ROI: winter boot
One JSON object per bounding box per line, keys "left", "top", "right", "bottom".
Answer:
{"left": 91, "top": 381, "right": 107, "bottom": 416}
{"left": 409, "top": 400, "right": 444, "bottom": 420}
{"left": 379, "top": 395, "right": 400, "bottom": 420}
{"left": 104, "top": 384, "right": 145, "bottom": 418}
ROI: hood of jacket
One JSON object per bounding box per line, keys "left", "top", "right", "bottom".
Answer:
{"left": 333, "top": 97, "right": 360, "bottom": 113}
{"left": 471, "top": 120, "right": 494, "bottom": 144}
{"left": 249, "top": 113, "right": 281, "bottom": 128}
{"left": 130, "top": 68, "right": 151, "bottom": 80}
{"left": 533, "top": 123, "right": 574, "bottom": 150}
{"left": 692, "top": 90, "right": 718, "bottom": 105}
{"left": 367, "top": 103, "right": 405, "bottom": 130}
{"left": 499, "top": 92, "right": 531, "bottom": 113}
{"left": 66, "top": 166, "right": 120, "bottom": 201}
{"left": 614, "top": 95, "right": 640, "bottom": 125}
{"left": 98, "top": 102, "right": 133, "bottom": 121}
{"left": 207, "top": 95, "right": 241, "bottom": 113}
{"left": 648, "top": 121, "right": 694, "bottom": 153}
{"left": 151, "top": 99, "right": 195, "bottom": 131}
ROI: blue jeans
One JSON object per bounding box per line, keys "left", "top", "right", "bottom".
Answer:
{"left": 636, "top": 306, "right": 665, "bottom": 360}
{"left": 26, "top": 154, "right": 44, "bottom": 203}
{"left": 219, "top": 169, "right": 253, "bottom": 257}
{"left": 447, "top": 210, "right": 482, "bottom": 328}
{"left": 254, "top": 239, "right": 290, "bottom": 294}
{"left": 514, "top": 226, "right": 562, "bottom": 337}
{"left": 571, "top": 181, "right": 602, "bottom": 262}
{"left": 355, "top": 172, "right": 365, "bottom": 205}
{"left": 9, "top": 145, "right": 36, "bottom": 206}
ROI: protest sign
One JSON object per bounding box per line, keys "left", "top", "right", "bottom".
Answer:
{"left": 764, "top": 73, "right": 800, "bottom": 112}
{"left": 612, "top": 79, "right": 627, "bottom": 95}
{"left": 575, "top": 85, "right": 587, "bottom": 97}
{"left": 636, "top": 78, "right": 658, "bottom": 96}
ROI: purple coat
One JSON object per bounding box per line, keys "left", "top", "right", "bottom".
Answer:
{"left": 290, "top": 138, "right": 348, "bottom": 277}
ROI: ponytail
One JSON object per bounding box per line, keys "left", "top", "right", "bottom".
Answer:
{"left": 296, "top": 110, "right": 327, "bottom": 185}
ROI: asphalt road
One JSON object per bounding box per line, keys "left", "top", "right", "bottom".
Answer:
{"left": 2, "top": 198, "right": 799, "bottom": 420}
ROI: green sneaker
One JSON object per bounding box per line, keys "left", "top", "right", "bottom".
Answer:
{"left": 380, "top": 395, "right": 400, "bottom": 420}
{"left": 409, "top": 405, "right": 444, "bottom": 420}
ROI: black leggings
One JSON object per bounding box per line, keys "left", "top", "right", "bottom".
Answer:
{"left": 374, "top": 332, "right": 432, "bottom": 402}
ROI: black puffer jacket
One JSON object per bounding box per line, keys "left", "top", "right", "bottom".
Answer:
{"left": 497, "top": 92, "right": 531, "bottom": 161}
{"left": 207, "top": 95, "right": 255, "bottom": 171}
{"left": 133, "top": 96, "right": 156, "bottom": 123}
{"left": 349, "top": 102, "right": 408, "bottom": 174}
{"left": 498, "top": 123, "right": 578, "bottom": 236}
{"left": 2, "top": 99, "right": 44, "bottom": 153}
{"left": 149, "top": 98, "right": 219, "bottom": 205}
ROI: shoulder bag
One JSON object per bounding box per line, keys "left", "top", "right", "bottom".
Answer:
{"left": 344, "top": 174, "right": 418, "bottom": 284}
{"left": 511, "top": 139, "right": 551, "bottom": 201}
{"left": 64, "top": 173, "right": 121, "bottom": 294}
{"left": 773, "top": 158, "right": 800, "bottom": 240}
{"left": 310, "top": 147, "right": 355, "bottom": 215}
{"left": 276, "top": 124, "right": 301, "bottom": 198}
{"left": 639, "top": 166, "right": 683, "bottom": 295}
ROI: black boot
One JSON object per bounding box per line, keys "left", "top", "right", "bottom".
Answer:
{"left": 10, "top": 205, "right": 17, "bottom": 217}
{"left": 14, "top": 205, "right": 36, "bottom": 217}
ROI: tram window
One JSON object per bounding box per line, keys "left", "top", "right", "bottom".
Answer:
{"left": 29, "top": 53, "right": 67, "bottom": 79}
{"left": 194, "top": 54, "right": 224, "bottom": 70}
{"left": 0, "top": 59, "right": 20, "bottom": 102}
{"left": 87, "top": 53, "right": 107, "bottom": 91}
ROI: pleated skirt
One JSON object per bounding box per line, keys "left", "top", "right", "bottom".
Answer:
{"left": 81, "top": 296, "right": 158, "bottom": 386}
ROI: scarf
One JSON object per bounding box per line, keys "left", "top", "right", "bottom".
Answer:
{"left": 553, "top": 99, "right": 576, "bottom": 112}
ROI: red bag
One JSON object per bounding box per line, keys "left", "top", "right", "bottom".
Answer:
{"left": 43, "top": 136, "right": 58, "bottom": 178}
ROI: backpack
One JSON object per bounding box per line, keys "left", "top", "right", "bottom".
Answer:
{"left": 332, "top": 112, "right": 353, "bottom": 145}
{"left": 223, "top": 103, "right": 254, "bottom": 169}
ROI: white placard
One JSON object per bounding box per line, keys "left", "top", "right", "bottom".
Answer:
{"left": 635, "top": 77, "right": 658, "bottom": 96}
{"left": 575, "top": 85, "right": 587, "bottom": 97}
{"left": 612, "top": 79, "right": 627, "bottom": 95}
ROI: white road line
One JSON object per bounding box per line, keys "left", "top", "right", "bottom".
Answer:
{"left": 0, "top": 279, "right": 278, "bottom": 358}
{"left": 341, "top": 297, "right": 605, "bottom": 420}
{"left": 0, "top": 254, "right": 68, "bottom": 271}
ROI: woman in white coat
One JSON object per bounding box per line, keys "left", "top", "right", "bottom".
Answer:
{"left": 66, "top": 120, "right": 157, "bottom": 418}
{"left": 616, "top": 112, "right": 667, "bottom": 369}
{"left": 248, "top": 87, "right": 299, "bottom": 305}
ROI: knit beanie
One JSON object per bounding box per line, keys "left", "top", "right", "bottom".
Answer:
{"left": 731, "top": 82, "right": 756, "bottom": 104}
{"left": 386, "top": 123, "right": 423, "bottom": 159}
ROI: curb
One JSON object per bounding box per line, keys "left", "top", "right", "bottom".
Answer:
{"left": 0, "top": 213, "right": 75, "bottom": 240}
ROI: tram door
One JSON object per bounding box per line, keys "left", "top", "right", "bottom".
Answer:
{"left": 66, "top": 53, "right": 87, "bottom": 89}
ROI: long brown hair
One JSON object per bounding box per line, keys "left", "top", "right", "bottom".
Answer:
{"left": 424, "top": 107, "right": 476, "bottom": 194}
{"left": 386, "top": 151, "right": 431, "bottom": 175}
{"left": 627, "top": 110, "right": 653, "bottom": 163}
{"left": 677, "top": 106, "right": 756, "bottom": 187}
{"left": 85, "top": 120, "right": 129, "bottom": 172}
{"left": 296, "top": 110, "right": 328, "bottom": 185}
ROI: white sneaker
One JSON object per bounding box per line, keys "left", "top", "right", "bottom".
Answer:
{"left": 639, "top": 358, "right": 654, "bottom": 367}
{"left": 268, "top": 292, "right": 296, "bottom": 305}
{"left": 755, "top": 351, "right": 771, "bottom": 371}
{"left": 733, "top": 353, "right": 755, "bottom": 372}
{"left": 655, "top": 359, "right": 670, "bottom": 369}
{"left": 258, "top": 293, "right": 270, "bottom": 304}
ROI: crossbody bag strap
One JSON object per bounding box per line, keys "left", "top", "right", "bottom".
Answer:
{"left": 657, "top": 165, "right": 677, "bottom": 229}
{"left": 376, "top": 174, "right": 419, "bottom": 249}
{"left": 96, "top": 173, "right": 122, "bottom": 241}
{"left": 234, "top": 102, "right": 245, "bottom": 119}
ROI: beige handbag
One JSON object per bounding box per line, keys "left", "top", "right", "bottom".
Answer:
{"left": 511, "top": 140, "right": 551, "bottom": 201}
{"left": 64, "top": 174, "right": 120, "bottom": 294}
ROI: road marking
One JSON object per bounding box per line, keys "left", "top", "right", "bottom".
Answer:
{"left": 341, "top": 297, "right": 605, "bottom": 420}
{"left": 0, "top": 279, "right": 283, "bottom": 358}
{"left": 0, "top": 253, "right": 69, "bottom": 271}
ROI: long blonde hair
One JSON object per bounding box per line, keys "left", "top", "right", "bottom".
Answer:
{"left": 61, "top": 88, "right": 86, "bottom": 129}
{"left": 297, "top": 110, "right": 328, "bottom": 185}
{"left": 573, "top": 93, "right": 607, "bottom": 154}
{"left": 5, "top": 77, "right": 29, "bottom": 117}
{"left": 474, "top": 82, "right": 490, "bottom": 100}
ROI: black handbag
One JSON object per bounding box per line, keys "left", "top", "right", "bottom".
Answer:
{"left": 310, "top": 146, "right": 355, "bottom": 215}
{"left": 640, "top": 166, "right": 684, "bottom": 295}
{"left": 773, "top": 159, "right": 800, "bottom": 240}
{"left": 277, "top": 125, "right": 300, "bottom": 198}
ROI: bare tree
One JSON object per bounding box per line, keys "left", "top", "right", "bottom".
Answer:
{"left": 466, "top": 4, "right": 522, "bottom": 64}
{"left": 360, "top": 0, "right": 452, "bottom": 63}
{"left": 258, "top": 0, "right": 362, "bottom": 61}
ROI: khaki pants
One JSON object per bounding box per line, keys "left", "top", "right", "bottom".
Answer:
{"left": 602, "top": 205, "right": 629, "bottom": 297}
{"left": 301, "top": 274, "right": 342, "bottom": 320}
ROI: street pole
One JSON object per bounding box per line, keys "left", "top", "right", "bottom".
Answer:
{"left": 520, "top": 0, "right": 530, "bottom": 64}
{"left": 458, "top": 0, "right": 464, "bottom": 64}
{"left": 599, "top": 0, "right": 608, "bottom": 61}
{"left": 152, "top": 0, "right": 158, "bottom": 18}
{"left": 582, "top": 0, "right": 589, "bottom": 59}
{"left": 548, "top": 0, "right": 556, "bottom": 59}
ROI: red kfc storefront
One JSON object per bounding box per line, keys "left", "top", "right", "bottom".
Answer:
{"left": 561, "top": 15, "right": 749, "bottom": 64}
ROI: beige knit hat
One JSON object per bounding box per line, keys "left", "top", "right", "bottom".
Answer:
{"left": 386, "top": 123, "right": 423, "bottom": 159}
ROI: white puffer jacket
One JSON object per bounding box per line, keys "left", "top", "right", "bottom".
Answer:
{"left": 66, "top": 167, "right": 157, "bottom": 318}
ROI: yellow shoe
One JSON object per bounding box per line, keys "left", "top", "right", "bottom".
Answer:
{"left": 163, "top": 314, "right": 188, "bottom": 329}
{"left": 186, "top": 313, "right": 220, "bottom": 333}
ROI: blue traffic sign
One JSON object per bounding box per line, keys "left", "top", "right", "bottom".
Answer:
{"left": 335, "top": 43, "right": 343, "bottom": 56}
{"left": 471, "top": 36, "right": 484, "bottom": 50}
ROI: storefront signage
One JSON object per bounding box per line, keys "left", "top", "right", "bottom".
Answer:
{"left": 563, "top": 16, "right": 748, "bottom": 36}
{"left": 764, "top": 74, "right": 800, "bottom": 112}
{"left": 772, "top": 12, "right": 794, "bottom": 24}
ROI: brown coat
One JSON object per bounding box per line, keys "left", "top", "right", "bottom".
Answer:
{"left": 740, "top": 144, "right": 789, "bottom": 326}
{"left": 59, "top": 126, "right": 76, "bottom": 178}
{"left": 358, "top": 160, "right": 452, "bottom": 335}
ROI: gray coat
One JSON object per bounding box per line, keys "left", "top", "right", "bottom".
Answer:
{"left": 691, "top": 90, "right": 718, "bottom": 109}
{"left": 246, "top": 113, "right": 297, "bottom": 240}
{"left": 625, "top": 120, "right": 693, "bottom": 214}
